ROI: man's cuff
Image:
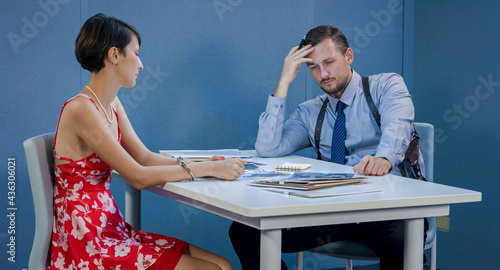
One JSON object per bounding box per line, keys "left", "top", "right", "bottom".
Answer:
{"left": 266, "top": 95, "right": 286, "bottom": 117}
{"left": 375, "top": 148, "right": 402, "bottom": 170}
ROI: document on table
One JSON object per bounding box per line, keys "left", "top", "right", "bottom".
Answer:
{"left": 249, "top": 178, "right": 366, "bottom": 190}
{"left": 266, "top": 179, "right": 383, "bottom": 198}
{"left": 246, "top": 172, "right": 383, "bottom": 198}
{"left": 159, "top": 149, "right": 252, "bottom": 160}
{"left": 248, "top": 172, "right": 365, "bottom": 190}
{"left": 239, "top": 171, "right": 293, "bottom": 180}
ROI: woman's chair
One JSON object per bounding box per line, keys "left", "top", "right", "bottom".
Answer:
{"left": 296, "top": 122, "right": 436, "bottom": 270}
{"left": 24, "top": 132, "right": 55, "bottom": 270}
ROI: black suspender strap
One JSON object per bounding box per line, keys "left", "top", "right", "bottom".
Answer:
{"left": 361, "top": 76, "right": 381, "bottom": 128}
{"left": 313, "top": 75, "right": 424, "bottom": 180}
{"left": 314, "top": 98, "right": 330, "bottom": 160}
{"left": 360, "top": 77, "right": 423, "bottom": 179}
{"left": 314, "top": 76, "right": 378, "bottom": 160}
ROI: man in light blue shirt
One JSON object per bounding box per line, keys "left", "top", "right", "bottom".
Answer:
{"left": 256, "top": 71, "right": 414, "bottom": 174}
{"left": 255, "top": 37, "right": 414, "bottom": 176}
{"left": 230, "top": 26, "right": 424, "bottom": 270}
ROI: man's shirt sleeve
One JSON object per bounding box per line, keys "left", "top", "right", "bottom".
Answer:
{"left": 255, "top": 95, "right": 311, "bottom": 157}
{"left": 373, "top": 73, "right": 414, "bottom": 169}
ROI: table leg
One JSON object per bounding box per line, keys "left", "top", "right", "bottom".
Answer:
{"left": 404, "top": 218, "right": 424, "bottom": 270}
{"left": 260, "top": 229, "right": 282, "bottom": 270}
{"left": 125, "top": 184, "right": 141, "bottom": 230}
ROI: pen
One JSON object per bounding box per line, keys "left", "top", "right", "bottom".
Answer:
{"left": 298, "top": 36, "right": 306, "bottom": 50}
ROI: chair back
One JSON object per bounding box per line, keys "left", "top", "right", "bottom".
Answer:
{"left": 414, "top": 122, "right": 434, "bottom": 182}
{"left": 414, "top": 122, "right": 436, "bottom": 249}
{"left": 24, "top": 133, "right": 55, "bottom": 270}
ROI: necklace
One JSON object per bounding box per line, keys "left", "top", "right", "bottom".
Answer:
{"left": 85, "top": 85, "right": 115, "bottom": 124}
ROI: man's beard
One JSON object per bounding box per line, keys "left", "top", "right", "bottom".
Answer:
{"left": 319, "top": 76, "right": 349, "bottom": 97}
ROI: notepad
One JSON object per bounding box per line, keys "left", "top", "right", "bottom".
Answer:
{"left": 275, "top": 162, "right": 311, "bottom": 171}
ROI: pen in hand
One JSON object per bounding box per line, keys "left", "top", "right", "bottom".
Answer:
{"left": 298, "top": 36, "right": 306, "bottom": 50}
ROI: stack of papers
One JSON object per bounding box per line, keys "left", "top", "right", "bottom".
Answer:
{"left": 246, "top": 172, "right": 382, "bottom": 198}
{"left": 265, "top": 180, "right": 383, "bottom": 198}
{"left": 249, "top": 178, "right": 365, "bottom": 191}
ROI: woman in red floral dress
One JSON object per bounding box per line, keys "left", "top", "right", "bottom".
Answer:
{"left": 50, "top": 13, "right": 245, "bottom": 270}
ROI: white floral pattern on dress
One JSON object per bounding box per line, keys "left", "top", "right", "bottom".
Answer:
{"left": 49, "top": 95, "right": 188, "bottom": 270}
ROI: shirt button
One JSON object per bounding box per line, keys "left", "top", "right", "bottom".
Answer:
{"left": 274, "top": 104, "right": 278, "bottom": 109}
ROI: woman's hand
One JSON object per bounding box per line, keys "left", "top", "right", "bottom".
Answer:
{"left": 207, "top": 155, "right": 225, "bottom": 161}
{"left": 207, "top": 158, "right": 247, "bottom": 181}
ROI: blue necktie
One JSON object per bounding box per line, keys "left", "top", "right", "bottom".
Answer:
{"left": 331, "top": 101, "right": 347, "bottom": 164}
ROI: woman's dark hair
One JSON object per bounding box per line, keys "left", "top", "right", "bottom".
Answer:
{"left": 75, "top": 13, "right": 141, "bottom": 72}
{"left": 304, "top": 25, "right": 350, "bottom": 54}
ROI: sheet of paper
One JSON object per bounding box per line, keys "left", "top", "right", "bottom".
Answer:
{"left": 159, "top": 149, "right": 252, "bottom": 159}
{"left": 239, "top": 171, "right": 293, "bottom": 181}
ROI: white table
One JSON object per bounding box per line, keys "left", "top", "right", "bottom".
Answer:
{"left": 112, "top": 154, "right": 481, "bottom": 270}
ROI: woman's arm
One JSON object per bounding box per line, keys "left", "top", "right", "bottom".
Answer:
{"left": 68, "top": 98, "right": 245, "bottom": 190}
{"left": 113, "top": 98, "right": 228, "bottom": 165}
{"left": 112, "top": 97, "right": 178, "bottom": 166}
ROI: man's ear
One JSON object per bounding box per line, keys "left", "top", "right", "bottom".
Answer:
{"left": 107, "top": 47, "right": 119, "bottom": 65}
{"left": 345, "top": 47, "right": 354, "bottom": 65}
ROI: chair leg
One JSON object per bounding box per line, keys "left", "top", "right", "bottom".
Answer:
{"left": 346, "top": 259, "right": 353, "bottom": 270}
{"left": 297, "top": 251, "right": 304, "bottom": 270}
{"left": 430, "top": 236, "right": 437, "bottom": 270}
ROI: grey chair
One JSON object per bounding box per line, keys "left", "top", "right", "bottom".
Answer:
{"left": 297, "top": 122, "right": 436, "bottom": 270}
{"left": 24, "top": 132, "right": 55, "bottom": 270}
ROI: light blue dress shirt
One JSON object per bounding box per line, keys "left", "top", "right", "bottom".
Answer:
{"left": 255, "top": 70, "right": 416, "bottom": 175}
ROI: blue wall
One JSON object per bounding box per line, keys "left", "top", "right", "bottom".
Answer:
{"left": 1, "top": 0, "right": 494, "bottom": 269}
{"left": 414, "top": 0, "right": 500, "bottom": 269}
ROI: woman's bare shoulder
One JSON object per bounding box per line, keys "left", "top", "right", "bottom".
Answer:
{"left": 59, "top": 95, "right": 103, "bottom": 126}
{"left": 111, "top": 96, "right": 124, "bottom": 111}
{"left": 64, "top": 95, "right": 98, "bottom": 113}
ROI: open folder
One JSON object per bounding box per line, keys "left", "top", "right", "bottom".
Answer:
{"left": 249, "top": 176, "right": 366, "bottom": 191}
{"left": 246, "top": 172, "right": 384, "bottom": 198}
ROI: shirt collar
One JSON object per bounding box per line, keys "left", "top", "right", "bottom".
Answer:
{"left": 326, "top": 69, "right": 361, "bottom": 111}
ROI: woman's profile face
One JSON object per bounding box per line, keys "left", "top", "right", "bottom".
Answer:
{"left": 115, "top": 34, "right": 143, "bottom": 88}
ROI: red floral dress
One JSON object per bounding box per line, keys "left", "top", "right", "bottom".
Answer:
{"left": 49, "top": 94, "right": 188, "bottom": 270}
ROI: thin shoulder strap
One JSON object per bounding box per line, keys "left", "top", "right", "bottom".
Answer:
{"left": 54, "top": 94, "right": 100, "bottom": 157}
{"left": 314, "top": 98, "right": 330, "bottom": 160}
{"left": 362, "top": 76, "right": 381, "bottom": 128}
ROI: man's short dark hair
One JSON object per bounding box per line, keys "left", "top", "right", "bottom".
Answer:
{"left": 75, "top": 13, "right": 141, "bottom": 72}
{"left": 304, "top": 25, "right": 350, "bottom": 54}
